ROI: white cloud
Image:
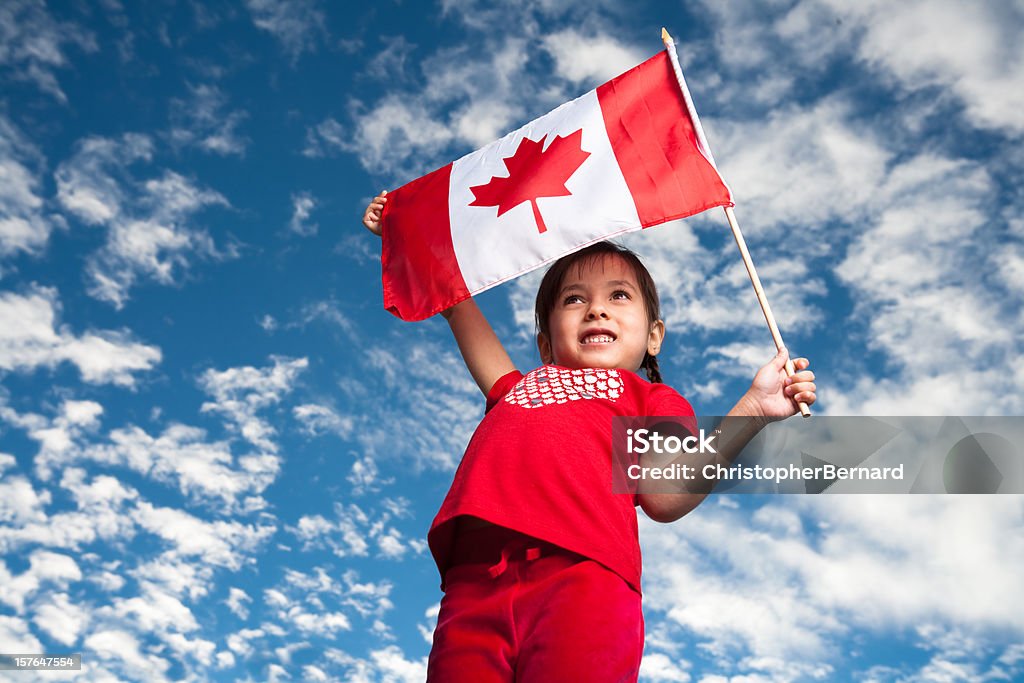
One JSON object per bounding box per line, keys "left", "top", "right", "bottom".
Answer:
{"left": 640, "top": 652, "right": 691, "bottom": 682}
{"left": 169, "top": 84, "right": 249, "bottom": 156}
{"left": 0, "top": 470, "right": 50, "bottom": 525}
{"left": 85, "top": 176, "right": 227, "bottom": 307}
{"left": 358, "top": 337, "right": 483, "bottom": 471}
{"left": 245, "top": 0, "right": 326, "bottom": 64}
{"left": 293, "top": 403, "right": 352, "bottom": 438}
{"left": 0, "top": 400, "right": 102, "bottom": 479}
{"left": 326, "top": 645, "right": 427, "bottom": 683}
{"left": 330, "top": 97, "right": 457, "bottom": 179}
{"left": 694, "top": 1, "right": 1024, "bottom": 137}
{"left": 259, "top": 313, "right": 279, "bottom": 332}
{"left": 55, "top": 135, "right": 230, "bottom": 308}
{"left": 268, "top": 662, "right": 291, "bottom": 682}
{"left": 199, "top": 355, "right": 308, "bottom": 452}
{"left": 226, "top": 626, "right": 265, "bottom": 658}
{"left": 541, "top": 28, "right": 645, "bottom": 86}
{"left": 0, "top": 286, "right": 161, "bottom": 385}
{"left": 0, "top": 615, "right": 43, "bottom": 654}
{"left": 85, "top": 629, "right": 172, "bottom": 683}
{"left": 294, "top": 298, "right": 357, "bottom": 337}
{"left": 0, "top": 550, "right": 81, "bottom": 613}
{"left": 288, "top": 191, "right": 317, "bottom": 236}
{"left": 74, "top": 422, "right": 280, "bottom": 510}
{"left": 710, "top": 98, "right": 892, "bottom": 238}
{"left": 302, "top": 664, "right": 331, "bottom": 682}
{"left": 261, "top": 571, "right": 363, "bottom": 639}
{"left": 339, "top": 569, "right": 395, "bottom": 619}
{"left": 0, "top": 467, "right": 137, "bottom": 555}
{"left": 134, "top": 501, "right": 276, "bottom": 570}
{"left": 831, "top": 153, "right": 1020, "bottom": 415}
{"left": 640, "top": 496, "right": 1024, "bottom": 678}
{"left": 54, "top": 134, "right": 153, "bottom": 225}
{"left": 346, "top": 455, "right": 391, "bottom": 497}
{"left": 289, "top": 501, "right": 416, "bottom": 562}
{"left": 132, "top": 554, "right": 216, "bottom": 601}
{"left": 0, "top": 0, "right": 97, "bottom": 102}
{"left": 832, "top": 0, "right": 1024, "bottom": 135}
{"left": 216, "top": 650, "right": 236, "bottom": 669}
{"left": 278, "top": 605, "right": 350, "bottom": 637}
{"left": 0, "top": 115, "right": 55, "bottom": 259}
{"left": 226, "top": 587, "right": 253, "bottom": 620}
{"left": 2, "top": 395, "right": 228, "bottom": 539}
{"left": 334, "top": 12, "right": 640, "bottom": 179}
{"left": 302, "top": 117, "right": 346, "bottom": 158}
{"left": 163, "top": 631, "right": 217, "bottom": 668}
{"left": 994, "top": 244, "right": 1024, "bottom": 294}
{"left": 105, "top": 584, "right": 199, "bottom": 634}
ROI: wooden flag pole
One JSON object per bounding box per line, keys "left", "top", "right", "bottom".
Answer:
{"left": 661, "top": 28, "right": 811, "bottom": 417}
{"left": 723, "top": 206, "right": 811, "bottom": 417}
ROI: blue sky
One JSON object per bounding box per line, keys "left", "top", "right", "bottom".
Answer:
{"left": 1, "top": 1, "right": 1022, "bottom": 681}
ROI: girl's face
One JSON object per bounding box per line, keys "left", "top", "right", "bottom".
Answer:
{"left": 537, "top": 254, "right": 664, "bottom": 373}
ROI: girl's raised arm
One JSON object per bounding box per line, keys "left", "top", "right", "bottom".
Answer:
{"left": 363, "top": 192, "right": 517, "bottom": 396}
{"left": 441, "top": 299, "right": 517, "bottom": 396}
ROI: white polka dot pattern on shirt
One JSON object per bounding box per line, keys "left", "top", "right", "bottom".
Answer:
{"left": 505, "top": 367, "right": 624, "bottom": 409}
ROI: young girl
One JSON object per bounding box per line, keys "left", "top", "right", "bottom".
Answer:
{"left": 363, "top": 192, "right": 816, "bottom": 682}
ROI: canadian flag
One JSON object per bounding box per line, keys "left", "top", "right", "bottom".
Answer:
{"left": 381, "top": 50, "right": 732, "bottom": 321}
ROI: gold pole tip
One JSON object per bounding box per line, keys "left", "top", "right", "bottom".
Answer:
{"left": 661, "top": 27, "right": 671, "bottom": 43}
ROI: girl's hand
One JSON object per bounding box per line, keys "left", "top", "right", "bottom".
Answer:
{"left": 738, "top": 347, "right": 816, "bottom": 419}
{"left": 362, "top": 191, "right": 388, "bottom": 237}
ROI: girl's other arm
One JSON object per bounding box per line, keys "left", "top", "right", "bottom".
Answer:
{"left": 362, "top": 192, "right": 516, "bottom": 396}
{"left": 638, "top": 347, "right": 817, "bottom": 523}
{"left": 441, "top": 299, "right": 516, "bottom": 396}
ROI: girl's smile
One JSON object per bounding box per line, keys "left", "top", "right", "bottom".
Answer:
{"left": 538, "top": 254, "right": 664, "bottom": 374}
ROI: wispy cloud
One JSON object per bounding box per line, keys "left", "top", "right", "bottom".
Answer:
{"left": 288, "top": 190, "right": 318, "bottom": 236}
{"left": 55, "top": 134, "right": 232, "bottom": 308}
{"left": 289, "top": 499, "right": 422, "bottom": 561}
{"left": 324, "top": 644, "right": 427, "bottom": 683}
{"left": 1, "top": 357, "right": 303, "bottom": 514}
{"left": 0, "top": 0, "right": 96, "bottom": 102}
{"left": 0, "top": 549, "right": 81, "bottom": 613}
{"left": 169, "top": 84, "right": 250, "bottom": 156}
{"left": 328, "top": 6, "right": 646, "bottom": 181}
{"left": 199, "top": 355, "right": 308, "bottom": 453}
{"left": 0, "top": 286, "right": 161, "bottom": 385}
{"left": 245, "top": 0, "right": 327, "bottom": 64}
{"left": 541, "top": 28, "right": 646, "bottom": 86}
{"left": 640, "top": 496, "right": 1024, "bottom": 679}
{"left": 293, "top": 403, "right": 352, "bottom": 437}
{"left": 0, "top": 115, "right": 55, "bottom": 260}
{"left": 831, "top": 153, "right": 1021, "bottom": 414}
{"left": 835, "top": 1, "right": 1024, "bottom": 135}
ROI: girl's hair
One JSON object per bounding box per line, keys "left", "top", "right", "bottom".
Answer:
{"left": 534, "top": 241, "right": 663, "bottom": 383}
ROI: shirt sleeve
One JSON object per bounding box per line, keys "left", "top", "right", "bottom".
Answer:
{"left": 485, "top": 370, "right": 524, "bottom": 413}
{"left": 646, "top": 382, "right": 698, "bottom": 435}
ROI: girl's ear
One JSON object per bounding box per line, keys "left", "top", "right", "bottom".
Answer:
{"left": 648, "top": 319, "right": 665, "bottom": 357}
{"left": 537, "top": 332, "right": 553, "bottom": 365}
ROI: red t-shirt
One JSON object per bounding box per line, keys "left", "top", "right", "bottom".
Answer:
{"left": 428, "top": 365, "right": 695, "bottom": 593}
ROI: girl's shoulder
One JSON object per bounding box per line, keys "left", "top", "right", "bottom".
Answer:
{"left": 646, "top": 379, "right": 694, "bottom": 416}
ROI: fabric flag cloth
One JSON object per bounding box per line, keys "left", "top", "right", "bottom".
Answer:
{"left": 381, "top": 50, "right": 733, "bottom": 321}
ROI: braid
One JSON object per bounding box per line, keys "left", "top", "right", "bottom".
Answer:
{"left": 643, "top": 353, "right": 663, "bottom": 384}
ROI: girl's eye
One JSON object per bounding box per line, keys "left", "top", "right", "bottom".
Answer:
{"left": 611, "top": 290, "right": 631, "bottom": 300}
{"left": 563, "top": 294, "right": 584, "bottom": 305}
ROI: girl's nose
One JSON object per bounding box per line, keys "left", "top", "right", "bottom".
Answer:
{"left": 586, "top": 305, "right": 609, "bottom": 320}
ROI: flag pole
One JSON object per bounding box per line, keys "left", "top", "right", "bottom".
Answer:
{"left": 661, "top": 28, "right": 811, "bottom": 417}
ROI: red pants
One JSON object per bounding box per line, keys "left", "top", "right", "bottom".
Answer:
{"left": 427, "top": 525, "right": 643, "bottom": 682}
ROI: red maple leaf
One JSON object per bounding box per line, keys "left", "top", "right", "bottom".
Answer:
{"left": 468, "top": 129, "right": 591, "bottom": 234}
